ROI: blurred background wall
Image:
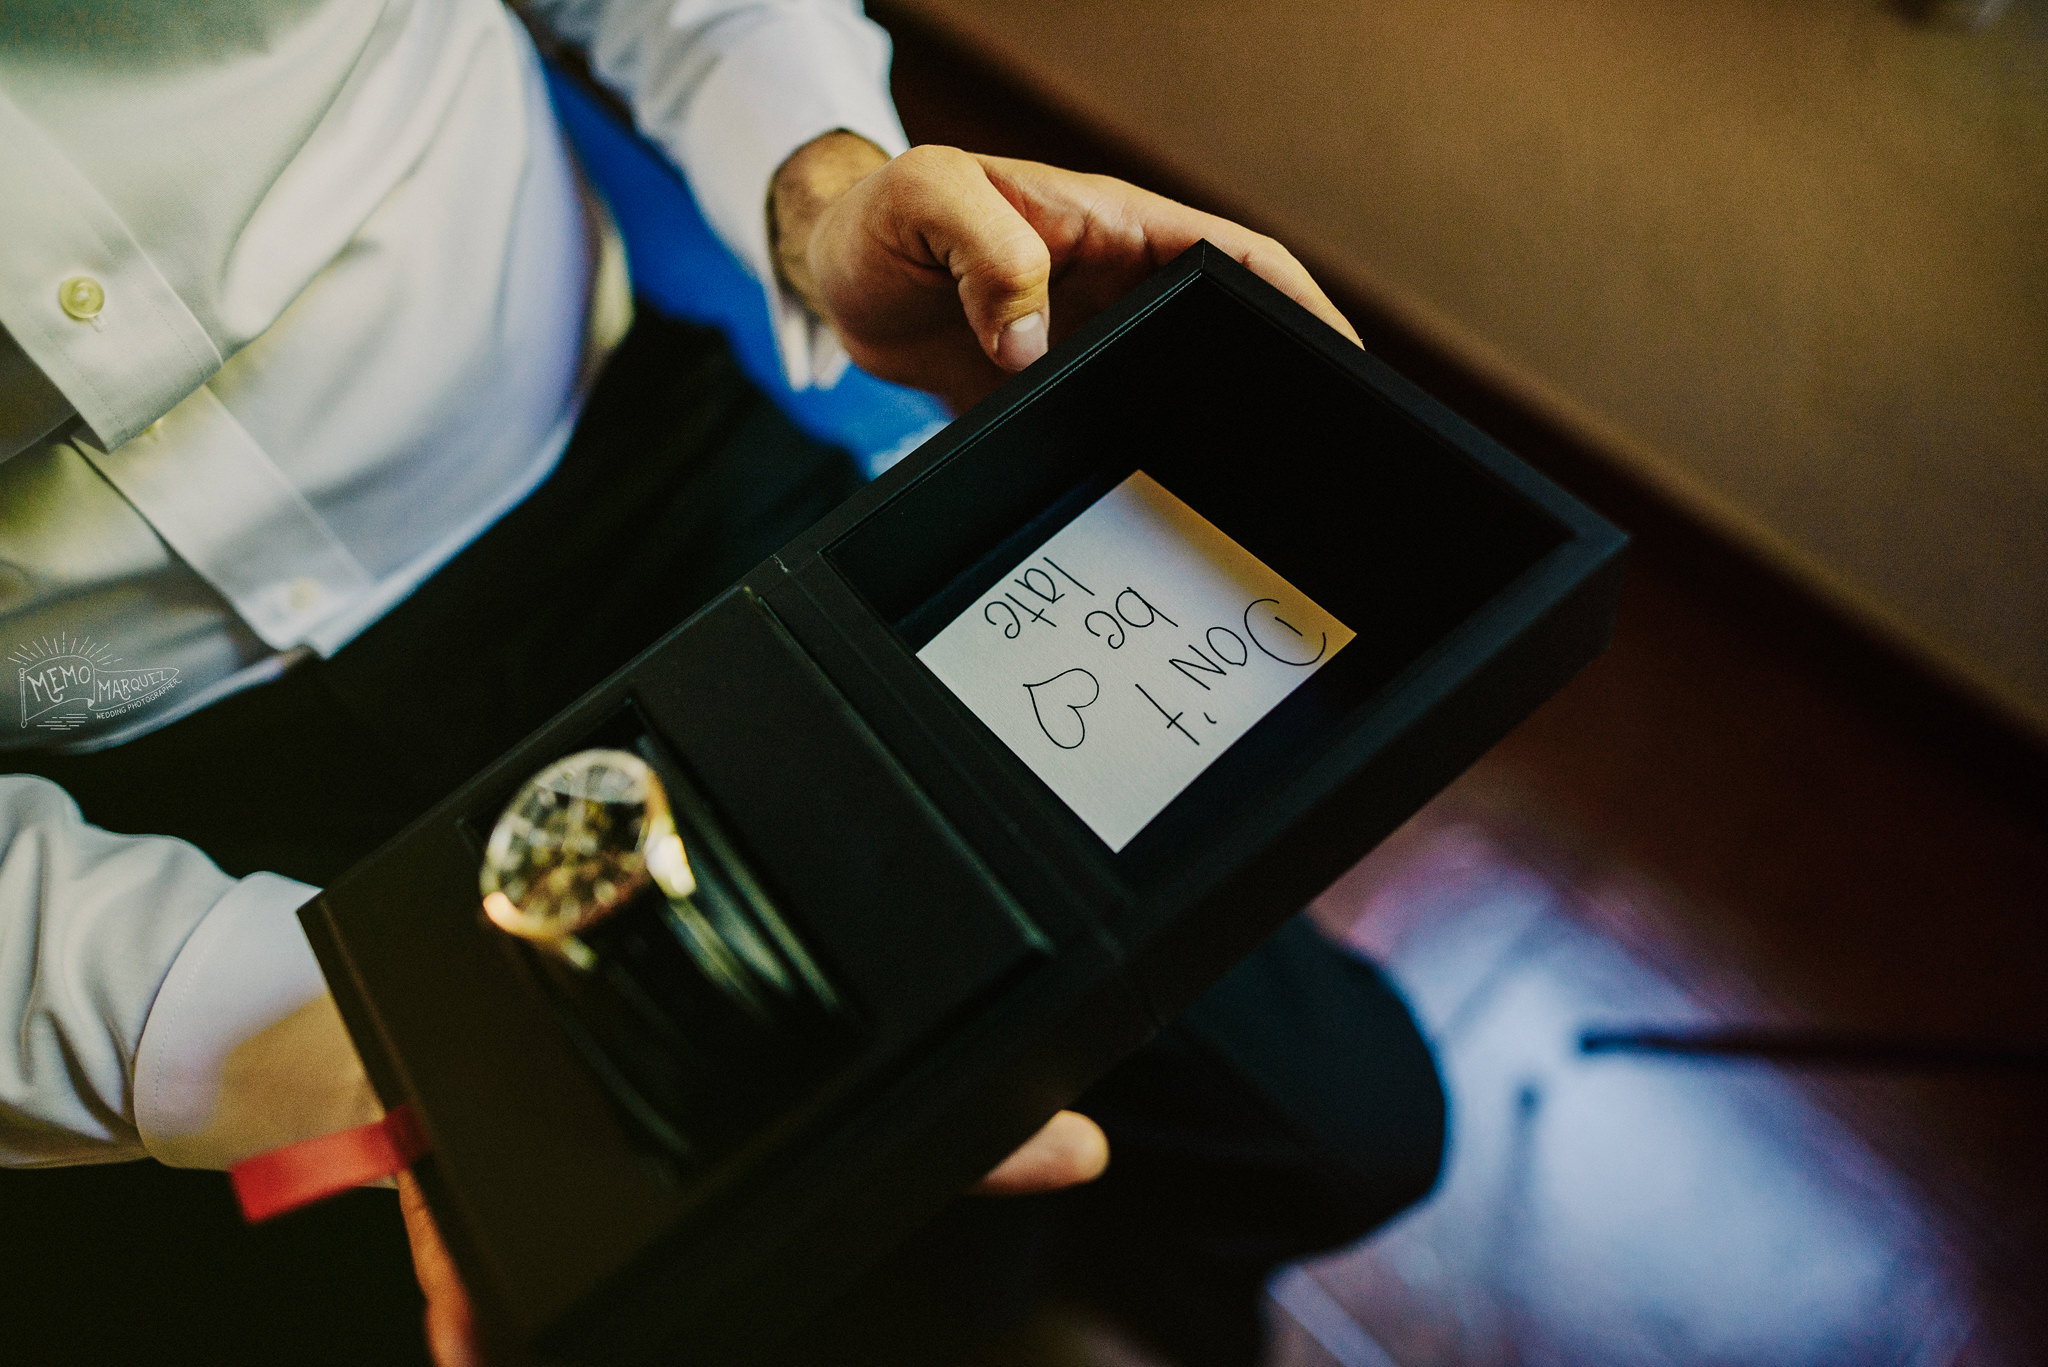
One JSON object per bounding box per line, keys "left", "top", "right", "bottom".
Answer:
{"left": 880, "top": 0, "right": 2048, "bottom": 739}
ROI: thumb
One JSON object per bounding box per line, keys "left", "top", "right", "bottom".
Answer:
{"left": 899, "top": 146, "right": 1053, "bottom": 372}
{"left": 970, "top": 1109, "right": 1109, "bottom": 1196}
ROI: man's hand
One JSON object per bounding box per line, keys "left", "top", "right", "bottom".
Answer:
{"left": 772, "top": 137, "right": 1361, "bottom": 413}
{"left": 399, "top": 1110, "right": 1109, "bottom": 1366}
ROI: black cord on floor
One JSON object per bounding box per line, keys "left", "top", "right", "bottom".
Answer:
{"left": 1578, "top": 1027, "right": 2048, "bottom": 1073}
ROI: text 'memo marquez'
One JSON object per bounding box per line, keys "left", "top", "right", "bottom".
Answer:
{"left": 13, "top": 634, "right": 181, "bottom": 735}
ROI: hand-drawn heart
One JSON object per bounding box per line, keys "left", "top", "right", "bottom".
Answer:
{"left": 1024, "top": 667, "right": 1101, "bottom": 750}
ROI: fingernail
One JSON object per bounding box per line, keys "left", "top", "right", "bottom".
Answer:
{"left": 996, "top": 311, "right": 1048, "bottom": 370}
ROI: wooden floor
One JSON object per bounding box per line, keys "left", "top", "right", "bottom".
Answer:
{"left": 878, "top": 11, "right": 2048, "bottom": 1364}
{"left": 1291, "top": 796, "right": 2044, "bottom": 1366}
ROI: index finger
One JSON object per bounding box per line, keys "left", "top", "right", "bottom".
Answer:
{"left": 975, "top": 156, "right": 1363, "bottom": 347}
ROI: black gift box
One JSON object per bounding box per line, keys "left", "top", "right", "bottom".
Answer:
{"left": 301, "top": 244, "right": 1625, "bottom": 1363}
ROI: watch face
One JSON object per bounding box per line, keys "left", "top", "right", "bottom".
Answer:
{"left": 479, "top": 748, "right": 691, "bottom": 941}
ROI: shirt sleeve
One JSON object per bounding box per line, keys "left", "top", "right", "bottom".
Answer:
{"left": 0, "top": 88, "right": 224, "bottom": 453}
{"left": 524, "top": 0, "right": 911, "bottom": 389}
{"left": 0, "top": 775, "right": 380, "bottom": 1170}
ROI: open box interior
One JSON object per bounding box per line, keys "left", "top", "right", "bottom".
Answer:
{"left": 826, "top": 274, "right": 1569, "bottom": 880}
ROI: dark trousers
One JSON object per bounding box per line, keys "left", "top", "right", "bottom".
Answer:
{"left": 2, "top": 311, "right": 1444, "bottom": 1366}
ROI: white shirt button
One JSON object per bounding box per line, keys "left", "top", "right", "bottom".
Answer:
{"left": 58, "top": 275, "right": 105, "bottom": 321}
{"left": 286, "top": 578, "right": 322, "bottom": 612}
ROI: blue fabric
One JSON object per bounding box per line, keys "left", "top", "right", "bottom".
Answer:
{"left": 544, "top": 66, "right": 948, "bottom": 476}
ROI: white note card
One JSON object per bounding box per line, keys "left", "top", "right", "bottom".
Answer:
{"left": 916, "top": 471, "right": 1355, "bottom": 851}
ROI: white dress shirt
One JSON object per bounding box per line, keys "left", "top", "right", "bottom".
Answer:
{"left": 0, "top": 0, "right": 907, "bottom": 1169}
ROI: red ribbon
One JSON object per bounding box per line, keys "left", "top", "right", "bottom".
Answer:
{"left": 230, "top": 1102, "right": 432, "bottom": 1223}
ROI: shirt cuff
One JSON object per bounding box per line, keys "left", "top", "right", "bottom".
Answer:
{"left": 669, "top": 11, "right": 909, "bottom": 390}
{"left": 0, "top": 88, "right": 223, "bottom": 451}
{"left": 134, "top": 872, "right": 382, "bottom": 1171}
